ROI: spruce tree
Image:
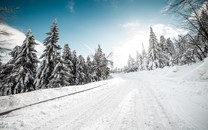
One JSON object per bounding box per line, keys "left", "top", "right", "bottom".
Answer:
{"left": 148, "top": 27, "right": 164, "bottom": 69}
{"left": 71, "top": 50, "right": 78, "bottom": 85}
{"left": 93, "top": 45, "right": 110, "bottom": 80}
{"left": 0, "top": 45, "right": 21, "bottom": 95}
{"left": 101, "top": 53, "right": 110, "bottom": 79}
{"left": 85, "top": 56, "right": 94, "bottom": 83}
{"left": 3, "top": 30, "right": 38, "bottom": 94}
{"left": 62, "top": 43, "right": 73, "bottom": 84}
{"left": 76, "top": 55, "right": 86, "bottom": 85}
{"left": 159, "top": 35, "right": 166, "bottom": 51}
{"left": 141, "top": 43, "right": 148, "bottom": 70}
{"left": 35, "top": 19, "right": 61, "bottom": 89}
{"left": 93, "top": 45, "right": 103, "bottom": 80}
{"left": 48, "top": 54, "right": 71, "bottom": 88}
{"left": 165, "top": 38, "right": 176, "bottom": 66}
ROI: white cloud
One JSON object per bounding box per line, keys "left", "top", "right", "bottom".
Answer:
{"left": 112, "top": 22, "right": 187, "bottom": 68}
{"left": 67, "top": 0, "right": 75, "bottom": 13}
{"left": 0, "top": 23, "right": 44, "bottom": 63}
{"left": 152, "top": 24, "right": 188, "bottom": 38}
{"left": 120, "top": 22, "right": 140, "bottom": 30}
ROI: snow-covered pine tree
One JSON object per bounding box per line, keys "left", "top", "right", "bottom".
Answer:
{"left": 71, "top": 50, "right": 78, "bottom": 85}
{"left": 100, "top": 53, "right": 110, "bottom": 80}
{"left": 127, "top": 54, "right": 136, "bottom": 72}
{"left": 148, "top": 27, "right": 164, "bottom": 69}
{"left": 93, "top": 44, "right": 110, "bottom": 80}
{"left": 159, "top": 35, "right": 170, "bottom": 66}
{"left": 62, "top": 43, "right": 73, "bottom": 84}
{"left": 48, "top": 54, "right": 71, "bottom": 88}
{"left": 135, "top": 51, "right": 142, "bottom": 71}
{"left": 5, "top": 30, "right": 38, "bottom": 94}
{"left": 159, "top": 35, "right": 166, "bottom": 51}
{"left": 93, "top": 44, "right": 103, "bottom": 81}
{"left": 0, "top": 45, "right": 21, "bottom": 95}
{"left": 76, "top": 55, "right": 86, "bottom": 85}
{"left": 85, "top": 56, "right": 94, "bottom": 83}
{"left": 141, "top": 43, "right": 148, "bottom": 70}
{"left": 165, "top": 38, "right": 176, "bottom": 66}
{"left": 8, "top": 46, "right": 21, "bottom": 64}
{"left": 34, "top": 19, "right": 61, "bottom": 89}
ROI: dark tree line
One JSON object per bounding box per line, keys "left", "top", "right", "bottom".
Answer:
{"left": 0, "top": 20, "right": 111, "bottom": 96}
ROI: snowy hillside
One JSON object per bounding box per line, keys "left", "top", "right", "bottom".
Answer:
{"left": 0, "top": 24, "right": 44, "bottom": 63}
{"left": 0, "top": 59, "right": 208, "bottom": 130}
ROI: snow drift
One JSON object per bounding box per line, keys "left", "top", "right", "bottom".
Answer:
{"left": 184, "top": 58, "right": 208, "bottom": 81}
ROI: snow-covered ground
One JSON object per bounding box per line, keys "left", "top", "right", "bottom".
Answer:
{"left": 0, "top": 59, "right": 208, "bottom": 130}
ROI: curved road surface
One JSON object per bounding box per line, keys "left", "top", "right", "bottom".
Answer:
{"left": 0, "top": 73, "right": 208, "bottom": 130}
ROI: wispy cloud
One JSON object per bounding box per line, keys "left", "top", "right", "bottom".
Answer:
{"left": 120, "top": 21, "right": 140, "bottom": 30}
{"left": 67, "top": 0, "right": 75, "bottom": 13}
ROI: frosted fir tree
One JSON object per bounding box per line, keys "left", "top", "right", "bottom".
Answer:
{"left": 71, "top": 50, "right": 78, "bottom": 85}
{"left": 127, "top": 54, "right": 136, "bottom": 72}
{"left": 85, "top": 56, "right": 94, "bottom": 83}
{"left": 48, "top": 54, "right": 71, "bottom": 88}
{"left": 93, "top": 44, "right": 103, "bottom": 80}
{"left": 93, "top": 44, "right": 110, "bottom": 80}
{"left": 76, "top": 55, "right": 86, "bottom": 85}
{"left": 135, "top": 51, "right": 143, "bottom": 71}
{"left": 0, "top": 45, "right": 21, "bottom": 95}
{"left": 62, "top": 43, "right": 73, "bottom": 84}
{"left": 148, "top": 27, "right": 164, "bottom": 69}
{"left": 165, "top": 38, "right": 176, "bottom": 66}
{"left": 141, "top": 43, "right": 148, "bottom": 70}
{"left": 4, "top": 30, "right": 38, "bottom": 94}
{"left": 101, "top": 53, "right": 110, "bottom": 80}
{"left": 159, "top": 35, "right": 166, "bottom": 51}
{"left": 35, "top": 19, "right": 61, "bottom": 89}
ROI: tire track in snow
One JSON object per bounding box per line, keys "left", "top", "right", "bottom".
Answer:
{"left": 34, "top": 80, "right": 134, "bottom": 130}
{"left": 111, "top": 89, "right": 138, "bottom": 130}
{"left": 138, "top": 82, "right": 173, "bottom": 130}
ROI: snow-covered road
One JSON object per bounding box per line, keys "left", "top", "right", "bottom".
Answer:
{"left": 1, "top": 64, "right": 208, "bottom": 130}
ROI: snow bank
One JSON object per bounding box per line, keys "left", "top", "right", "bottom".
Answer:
{"left": 0, "top": 80, "right": 109, "bottom": 113}
{"left": 184, "top": 58, "right": 208, "bottom": 81}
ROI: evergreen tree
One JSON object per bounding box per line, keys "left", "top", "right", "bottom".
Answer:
{"left": 127, "top": 54, "right": 136, "bottom": 72}
{"left": 85, "top": 56, "right": 94, "bottom": 83}
{"left": 0, "top": 45, "right": 21, "bottom": 95}
{"left": 148, "top": 27, "right": 164, "bottom": 69}
{"left": 165, "top": 38, "right": 176, "bottom": 66}
{"left": 93, "top": 45, "right": 110, "bottom": 80}
{"left": 76, "top": 55, "right": 86, "bottom": 85}
{"left": 3, "top": 30, "right": 38, "bottom": 94}
{"left": 135, "top": 51, "right": 142, "bottom": 71}
{"left": 159, "top": 35, "right": 166, "bottom": 51}
{"left": 71, "top": 50, "right": 78, "bottom": 85}
{"left": 93, "top": 45, "right": 103, "bottom": 80}
{"left": 48, "top": 54, "right": 71, "bottom": 88}
{"left": 62, "top": 43, "right": 73, "bottom": 84}
{"left": 141, "top": 43, "right": 148, "bottom": 70}
{"left": 35, "top": 19, "right": 61, "bottom": 89}
{"left": 101, "top": 53, "right": 110, "bottom": 79}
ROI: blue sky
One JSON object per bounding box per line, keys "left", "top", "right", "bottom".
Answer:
{"left": 2, "top": 0, "right": 184, "bottom": 68}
